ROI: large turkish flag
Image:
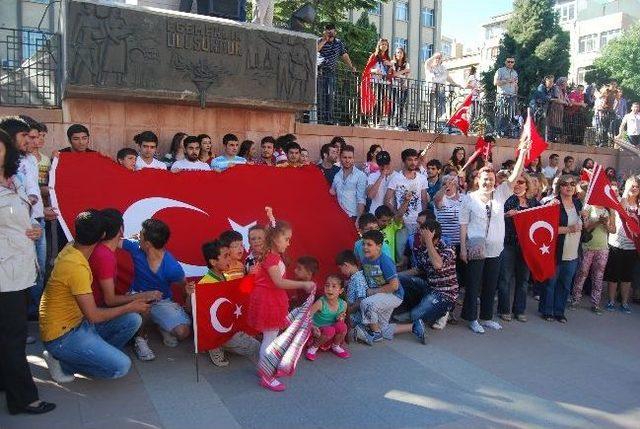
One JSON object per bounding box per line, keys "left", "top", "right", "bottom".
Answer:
{"left": 50, "top": 153, "right": 358, "bottom": 297}
{"left": 512, "top": 203, "right": 560, "bottom": 282}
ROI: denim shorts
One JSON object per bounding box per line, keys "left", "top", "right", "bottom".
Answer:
{"left": 150, "top": 299, "right": 191, "bottom": 332}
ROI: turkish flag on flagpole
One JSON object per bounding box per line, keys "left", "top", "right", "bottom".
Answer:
{"left": 192, "top": 276, "right": 257, "bottom": 353}
{"left": 516, "top": 108, "right": 548, "bottom": 167}
{"left": 512, "top": 203, "right": 560, "bottom": 282}
{"left": 447, "top": 94, "right": 472, "bottom": 135}
{"left": 585, "top": 163, "right": 640, "bottom": 235}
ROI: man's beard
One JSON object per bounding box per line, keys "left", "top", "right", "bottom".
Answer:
{"left": 187, "top": 154, "right": 199, "bottom": 162}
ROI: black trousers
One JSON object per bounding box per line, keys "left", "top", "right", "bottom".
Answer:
{"left": 0, "top": 289, "right": 39, "bottom": 412}
{"left": 462, "top": 256, "right": 502, "bottom": 322}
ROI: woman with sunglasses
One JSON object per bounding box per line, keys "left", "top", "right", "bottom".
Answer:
{"left": 539, "top": 175, "right": 583, "bottom": 322}
{"left": 459, "top": 137, "right": 528, "bottom": 334}
{"left": 497, "top": 173, "right": 540, "bottom": 322}
{"left": 603, "top": 176, "right": 639, "bottom": 313}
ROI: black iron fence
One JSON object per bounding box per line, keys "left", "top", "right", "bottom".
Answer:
{"left": 301, "top": 68, "right": 615, "bottom": 147}
{"left": 0, "top": 27, "right": 61, "bottom": 107}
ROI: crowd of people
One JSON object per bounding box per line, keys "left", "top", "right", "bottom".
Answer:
{"left": 1, "top": 113, "right": 639, "bottom": 412}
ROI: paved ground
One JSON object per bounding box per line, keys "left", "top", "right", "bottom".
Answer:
{"left": 2, "top": 297, "right": 640, "bottom": 429}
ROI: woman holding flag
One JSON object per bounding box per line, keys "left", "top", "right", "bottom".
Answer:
{"left": 539, "top": 175, "right": 583, "bottom": 323}
{"left": 603, "top": 176, "right": 640, "bottom": 314}
{"left": 361, "top": 39, "right": 392, "bottom": 127}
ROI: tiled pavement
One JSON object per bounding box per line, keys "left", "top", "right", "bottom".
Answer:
{"left": 2, "top": 298, "right": 639, "bottom": 429}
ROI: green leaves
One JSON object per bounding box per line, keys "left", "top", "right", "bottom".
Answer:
{"left": 587, "top": 24, "right": 640, "bottom": 101}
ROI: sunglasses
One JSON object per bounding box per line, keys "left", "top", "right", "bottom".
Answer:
{"left": 560, "top": 182, "right": 576, "bottom": 187}
{"left": 506, "top": 60, "right": 515, "bottom": 63}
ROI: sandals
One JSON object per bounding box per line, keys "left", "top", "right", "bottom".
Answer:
{"left": 259, "top": 376, "right": 286, "bottom": 392}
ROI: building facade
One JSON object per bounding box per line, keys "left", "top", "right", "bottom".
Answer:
{"left": 348, "top": 0, "right": 442, "bottom": 82}
{"left": 555, "top": 0, "right": 640, "bottom": 84}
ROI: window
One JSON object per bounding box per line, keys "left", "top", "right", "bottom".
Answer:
{"left": 421, "top": 8, "right": 435, "bottom": 27}
{"left": 393, "top": 37, "right": 408, "bottom": 52}
{"left": 578, "top": 34, "right": 597, "bottom": 53}
{"left": 555, "top": 2, "right": 575, "bottom": 23}
{"left": 600, "top": 29, "right": 621, "bottom": 48}
{"left": 21, "top": 29, "right": 47, "bottom": 60}
{"left": 395, "top": 2, "right": 408, "bottom": 22}
{"left": 369, "top": 2, "right": 382, "bottom": 15}
{"left": 576, "top": 67, "right": 587, "bottom": 85}
{"left": 441, "top": 42, "right": 452, "bottom": 58}
{"left": 420, "top": 44, "right": 433, "bottom": 63}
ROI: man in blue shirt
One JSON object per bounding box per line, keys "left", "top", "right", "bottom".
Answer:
{"left": 359, "top": 230, "right": 425, "bottom": 343}
{"left": 211, "top": 134, "right": 247, "bottom": 171}
{"left": 122, "top": 219, "right": 193, "bottom": 357}
{"left": 330, "top": 144, "right": 366, "bottom": 219}
{"left": 317, "top": 23, "right": 356, "bottom": 124}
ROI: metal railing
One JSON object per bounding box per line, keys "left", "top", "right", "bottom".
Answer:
{"left": 302, "top": 68, "right": 615, "bottom": 147}
{"left": 0, "top": 27, "right": 61, "bottom": 107}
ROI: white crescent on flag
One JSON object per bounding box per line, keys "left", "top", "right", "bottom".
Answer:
{"left": 529, "top": 220, "right": 554, "bottom": 254}
{"left": 210, "top": 297, "right": 233, "bottom": 333}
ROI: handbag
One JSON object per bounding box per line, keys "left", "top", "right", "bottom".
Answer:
{"left": 467, "top": 193, "right": 493, "bottom": 261}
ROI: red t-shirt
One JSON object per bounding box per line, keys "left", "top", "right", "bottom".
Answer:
{"left": 88, "top": 243, "right": 117, "bottom": 307}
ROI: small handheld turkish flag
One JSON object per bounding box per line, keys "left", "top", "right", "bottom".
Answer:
{"left": 447, "top": 94, "right": 473, "bottom": 135}
{"left": 193, "top": 276, "right": 257, "bottom": 353}
{"left": 516, "top": 108, "right": 548, "bottom": 167}
{"left": 512, "top": 203, "right": 560, "bottom": 282}
{"left": 585, "top": 163, "right": 640, "bottom": 236}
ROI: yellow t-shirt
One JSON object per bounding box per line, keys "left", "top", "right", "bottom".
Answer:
{"left": 223, "top": 260, "right": 245, "bottom": 281}
{"left": 39, "top": 245, "right": 93, "bottom": 342}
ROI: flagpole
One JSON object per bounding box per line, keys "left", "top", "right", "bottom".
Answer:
{"left": 192, "top": 290, "right": 200, "bottom": 383}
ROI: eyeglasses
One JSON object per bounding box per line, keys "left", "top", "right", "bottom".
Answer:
{"left": 506, "top": 60, "right": 515, "bottom": 64}
{"left": 560, "top": 182, "right": 576, "bottom": 187}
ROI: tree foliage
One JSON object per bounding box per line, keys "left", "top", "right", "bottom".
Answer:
{"left": 272, "top": 0, "right": 382, "bottom": 70}
{"left": 585, "top": 24, "right": 640, "bottom": 102}
{"left": 481, "top": 0, "right": 570, "bottom": 100}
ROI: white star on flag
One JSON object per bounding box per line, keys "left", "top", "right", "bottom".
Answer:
{"left": 539, "top": 244, "right": 550, "bottom": 255}
{"left": 228, "top": 219, "right": 257, "bottom": 251}
{"left": 233, "top": 304, "right": 242, "bottom": 318}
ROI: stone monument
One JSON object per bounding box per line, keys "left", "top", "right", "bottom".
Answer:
{"left": 63, "top": 0, "right": 316, "bottom": 109}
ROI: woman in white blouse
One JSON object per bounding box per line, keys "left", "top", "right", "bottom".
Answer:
{"left": 0, "top": 129, "right": 55, "bottom": 414}
{"left": 459, "top": 138, "right": 528, "bottom": 334}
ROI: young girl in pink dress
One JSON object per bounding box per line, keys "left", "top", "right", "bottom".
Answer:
{"left": 247, "top": 219, "right": 315, "bottom": 392}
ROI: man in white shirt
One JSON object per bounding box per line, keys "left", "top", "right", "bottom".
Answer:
{"left": 134, "top": 131, "right": 166, "bottom": 170}
{"left": 542, "top": 153, "right": 560, "bottom": 179}
{"left": 384, "top": 148, "right": 429, "bottom": 234}
{"left": 170, "top": 136, "right": 210, "bottom": 172}
{"left": 617, "top": 101, "right": 640, "bottom": 146}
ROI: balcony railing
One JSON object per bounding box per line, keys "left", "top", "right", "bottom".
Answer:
{"left": 0, "top": 27, "right": 61, "bottom": 107}
{"left": 301, "top": 68, "right": 615, "bottom": 147}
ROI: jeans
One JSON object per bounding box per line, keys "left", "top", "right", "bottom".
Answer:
{"left": 539, "top": 259, "right": 578, "bottom": 317}
{"left": 399, "top": 274, "right": 454, "bottom": 322}
{"left": 44, "top": 313, "right": 142, "bottom": 379}
{"left": 29, "top": 217, "right": 46, "bottom": 317}
{"left": 497, "top": 244, "right": 530, "bottom": 316}
{"left": 317, "top": 70, "right": 336, "bottom": 124}
{"left": 462, "top": 255, "right": 502, "bottom": 321}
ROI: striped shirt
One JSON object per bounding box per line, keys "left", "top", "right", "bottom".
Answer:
{"left": 318, "top": 38, "right": 347, "bottom": 72}
{"left": 415, "top": 240, "right": 459, "bottom": 302}
{"left": 435, "top": 195, "right": 463, "bottom": 245}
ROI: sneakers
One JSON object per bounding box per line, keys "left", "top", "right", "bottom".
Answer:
{"left": 354, "top": 325, "right": 374, "bottom": 346}
{"left": 515, "top": 314, "right": 528, "bottom": 322}
{"left": 591, "top": 306, "right": 603, "bottom": 315}
{"left": 371, "top": 331, "right": 384, "bottom": 342}
{"left": 330, "top": 344, "right": 351, "bottom": 359}
{"left": 480, "top": 320, "right": 503, "bottom": 330}
{"left": 469, "top": 320, "right": 485, "bottom": 334}
{"left": 305, "top": 346, "right": 319, "bottom": 361}
{"left": 412, "top": 319, "right": 427, "bottom": 345}
{"left": 159, "top": 329, "right": 178, "bottom": 347}
{"left": 432, "top": 312, "right": 449, "bottom": 330}
{"left": 134, "top": 336, "right": 156, "bottom": 361}
{"left": 568, "top": 300, "right": 579, "bottom": 310}
{"left": 208, "top": 348, "right": 229, "bottom": 367}
{"left": 259, "top": 376, "right": 285, "bottom": 392}
{"left": 605, "top": 301, "right": 616, "bottom": 312}
{"left": 42, "top": 351, "right": 74, "bottom": 384}
{"left": 620, "top": 304, "right": 632, "bottom": 314}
